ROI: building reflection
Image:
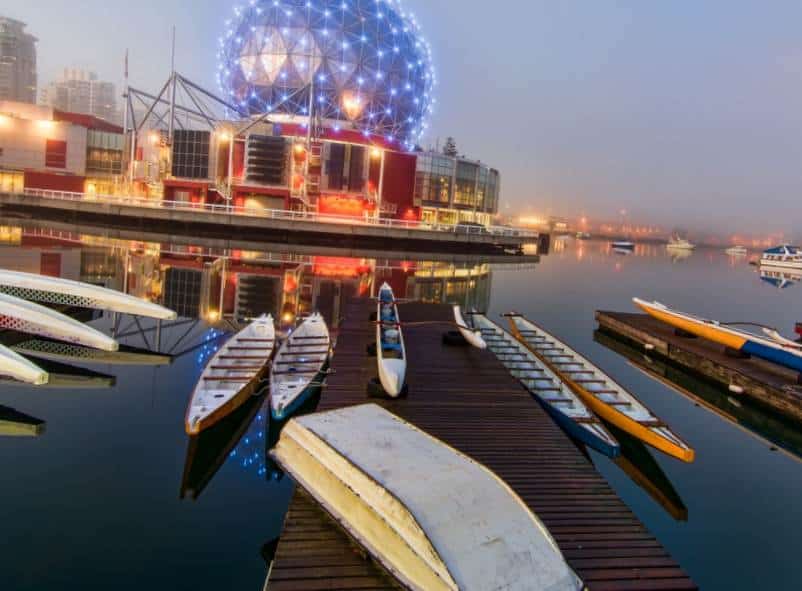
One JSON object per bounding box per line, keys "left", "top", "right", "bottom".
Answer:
{"left": 0, "top": 223, "right": 501, "bottom": 331}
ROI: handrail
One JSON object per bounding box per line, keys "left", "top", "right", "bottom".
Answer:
{"left": 13, "top": 188, "right": 540, "bottom": 239}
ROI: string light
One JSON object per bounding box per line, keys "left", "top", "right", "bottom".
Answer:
{"left": 217, "top": 0, "right": 435, "bottom": 148}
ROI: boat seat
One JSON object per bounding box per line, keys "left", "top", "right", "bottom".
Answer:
{"left": 382, "top": 343, "right": 403, "bottom": 352}
{"left": 541, "top": 397, "right": 575, "bottom": 404}
{"left": 238, "top": 339, "right": 275, "bottom": 343}
{"left": 276, "top": 361, "right": 326, "bottom": 366}
{"left": 272, "top": 370, "right": 320, "bottom": 376}
{"left": 606, "top": 400, "right": 633, "bottom": 406}
{"left": 227, "top": 346, "right": 272, "bottom": 351}
{"left": 575, "top": 379, "right": 606, "bottom": 384}
{"left": 204, "top": 376, "right": 252, "bottom": 381}
{"left": 211, "top": 365, "right": 263, "bottom": 370}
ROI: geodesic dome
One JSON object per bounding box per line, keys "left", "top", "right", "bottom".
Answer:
{"left": 217, "top": 0, "right": 436, "bottom": 150}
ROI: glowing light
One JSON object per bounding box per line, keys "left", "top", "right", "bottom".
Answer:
{"left": 217, "top": 130, "right": 232, "bottom": 142}
{"left": 149, "top": 132, "right": 160, "bottom": 146}
{"left": 370, "top": 147, "right": 382, "bottom": 159}
{"left": 342, "top": 92, "right": 364, "bottom": 120}
{"left": 217, "top": 0, "right": 435, "bottom": 148}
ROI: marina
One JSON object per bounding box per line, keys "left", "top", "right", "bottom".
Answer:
{"left": 267, "top": 300, "right": 696, "bottom": 590}
{"left": 1, "top": 0, "right": 801, "bottom": 585}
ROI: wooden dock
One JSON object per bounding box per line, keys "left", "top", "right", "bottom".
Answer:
{"left": 597, "top": 311, "right": 802, "bottom": 424}
{"left": 266, "top": 301, "right": 696, "bottom": 590}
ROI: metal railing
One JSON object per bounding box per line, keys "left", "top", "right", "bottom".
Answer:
{"left": 16, "top": 188, "right": 539, "bottom": 239}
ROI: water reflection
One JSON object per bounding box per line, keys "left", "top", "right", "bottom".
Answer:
{"left": 759, "top": 268, "right": 801, "bottom": 290}
{"left": 0, "top": 404, "right": 45, "bottom": 437}
{"left": 608, "top": 424, "right": 688, "bottom": 521}
{"left": 595, "top": 328, "right": 802, "bottom": 462}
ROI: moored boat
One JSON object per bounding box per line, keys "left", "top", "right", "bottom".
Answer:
{"left": 725, "top": 245, "right": 748, "bottom": 256}
{"left": 0, "top": 292, "right": 118, "bottom": 351}
{"left": 666, "top": 236, "right": 696, "bottom": 251}
{"left": 507, "top": 313, "right": 694, "bottom": 463}
{"left": 612, "top": 240, "right": 635, "bottom": 251}
{"left": 0, "top": 269, "right": 177, "bottom": 320}
{"left": 472, "top": 312, "right": 620, "bottom": 458}
{"left": 760, "top": 245, "right": 802, "bottom": 270}
{"left": 186, "top": 315, "right": 275, "bottom": 435}
{"left": 376, "top": 283, "right": 407, "bottom": 397}
{"left": 270, "top": 313, "right": 330, "bottom": 421}
{"left": 453, "top": 305, "right": 486, "bottom": 349}
{"left": 0, "top": 344, "right": 48, "bottom": 385}
{"left": 270, "top": 404, "right": 584, "bottom": 591}
{"left": 634, "top": 298, "right": 802, "bottom": 375}
{"left": 11, "top": 338, "right": 171, "bottom": 366}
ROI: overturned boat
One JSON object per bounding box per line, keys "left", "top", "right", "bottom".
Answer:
{"left": 271, "top": 404, "right": 583, "bottom": 591}
{"left": 0, "top": 293, "right": 118, "bottom": 352}
{"left": 0, "top": 269, "right": 177, "bottom": 319}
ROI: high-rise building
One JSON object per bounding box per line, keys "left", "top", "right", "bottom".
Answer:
{"left": 41, "top": 69, "right": 118, "bottom": 123}
{"left": 0, "top": 17, "right": 37, "bottom": 104}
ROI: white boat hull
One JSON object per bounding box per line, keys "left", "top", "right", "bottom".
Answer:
{"left": 0, "top": 269, "right": 177, "bottom": 319}
{"left": 0, "top": 293, "right": 118, "bottom": 351}
{"left": 453, "top": 306, "right": 487, "bottom": 349}
{"left": 760, "top": 259, "right": 802, "bottom": 270}
{"left": 186, "top": 315, "right": 275, "bottom": 435}
{"left": 270, "top": 313, "right": 330, "bottom": 420}
{"left": 376, "top": 283, "right": 407, "bottom": 397}
{"left": 0, "top": 344, "right": 48, "bottom": 385}
{"left": 271, "top": 404, "right": 583, "bottom": 591}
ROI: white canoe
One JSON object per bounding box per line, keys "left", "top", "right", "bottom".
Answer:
{"left": 12, "top": 338, "right": 171, "bottom": 366}
{"left": 186, "top": 315, "right": 275, "bottom": 435}
{"left": 472, "top": 313, "right": 620, "bottom": 458}
{"left": 0, "top": 293, "right": 117, "bottom": 351}
{"left": 453, "top": 306, "right": 487, "bottom": 349}
{"left": 270, "top": 313, "right": 330, "bottom": 421}
{"left": 0, "top": 344, "right": 48, "bottom": 385}
{"left": 0, "top": 269, "right": 177, "bottom": 320}
{"left": 271, "top": 404, "right": 583, "bottom": 591}
{"left": 376, "top": 282, "right": 407, "bottom": 397}
{"left": 508, "top": 312, "right": 694, "bottom": 463}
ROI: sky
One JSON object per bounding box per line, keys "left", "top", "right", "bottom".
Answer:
{"left": 3, "top": 0, "right": 801, "bottom": 235}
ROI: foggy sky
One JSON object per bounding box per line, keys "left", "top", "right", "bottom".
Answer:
{"left": 4, "top": 0, "right": 801, "bottom": 235}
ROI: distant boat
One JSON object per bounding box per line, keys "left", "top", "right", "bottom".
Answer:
{"left": 634, "top": 298, "right": 802, "bottom": 374}
{"left": 760, "top": 245, "right": 802, "bottom": 270}
{"left": 612, "top": 240, "right": 635, "bottom": 251}
{"left": 376, "top": 283, "right": 407, "bottom": 397}
{"left": 725, "top": 245, "right": 748, "bottom": 256}
{"left": 0, "top": 293, "right": 117, "bottom": 351}
{"left": 507, "top": 313, "right": 694, "bottom": 463}
{"left": 666, "top": 236, "right": 696, "bottom": 251}
{"left": 471, "top": 312, "right": 620, "bottom": 458}
{"left": 271, "top": 404, "right": 584, "bottom": 591}
{"left": 186, "top": 315, "right": 275, "bottom": 435}
{"left": 576, "top": 231, "right": 592, "bottom": 240}
{"left": 0, "top": 269, "right": 177, "bottom": 320}
{"left": 270, "top": 313, "right": 330, "bottom": 421}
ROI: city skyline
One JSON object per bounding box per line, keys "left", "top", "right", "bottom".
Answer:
{"left": 2, "top": 0, "right": 801, "bottom": 235}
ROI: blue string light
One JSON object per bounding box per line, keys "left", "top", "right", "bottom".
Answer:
{"left": 217, "top": 0, "right": 436, "bottom": 148}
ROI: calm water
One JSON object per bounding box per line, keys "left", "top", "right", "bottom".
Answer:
{"left": 2, "top": 229, "right": 801, "bottom": 590}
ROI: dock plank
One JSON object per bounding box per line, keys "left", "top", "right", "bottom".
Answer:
{"left": 267, "top": 301, "right": 696, "bottom": 590}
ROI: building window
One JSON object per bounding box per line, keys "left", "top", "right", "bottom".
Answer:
{"left": 172, "top": 130, "right": 210, "bottom": 180}
{"left": 414, "top": 153, "right": 454, "bottom": 205}
{"left": 45, "top": 139, "right": 67, "bottom": 168}
{"left": 454, "top": 161, "right": 478, "bottom": 207}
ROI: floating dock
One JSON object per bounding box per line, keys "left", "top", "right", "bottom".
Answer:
{"left": 267, "top": 301, "right": 696, "bottom": 590}
{"left": 596, "top": 311, "right": 802, "bottom": 424}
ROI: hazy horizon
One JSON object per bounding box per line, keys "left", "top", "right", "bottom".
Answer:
{"left": 3, "top": 0, "right": 800, "bottom": 237}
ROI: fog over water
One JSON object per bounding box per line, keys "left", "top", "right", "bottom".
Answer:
{"left": 4, "top": 0, "right": 802, "bottom": 235}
